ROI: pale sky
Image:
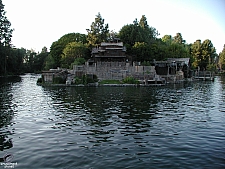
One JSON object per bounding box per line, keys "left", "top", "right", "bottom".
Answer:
{"left": 3, "top": 0, "right": 225, "bottom": 53}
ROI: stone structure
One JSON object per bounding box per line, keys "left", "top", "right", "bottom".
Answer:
{"left": 42, "top": 39, "right": 190, "bottom": 84}
{"left": 91, "top": 38, "right": 126, "bottom": 62}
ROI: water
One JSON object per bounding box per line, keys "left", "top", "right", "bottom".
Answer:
{"left": 0, "top": 74, "right": 225, "bottom": 169}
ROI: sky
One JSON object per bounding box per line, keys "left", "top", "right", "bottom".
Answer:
{"left": 3, "top": 0, "right": 225, "bottom": 53}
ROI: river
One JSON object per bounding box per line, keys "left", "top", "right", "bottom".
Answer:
{"left": 0, "top": 74, "right": 225, "bottom": 169}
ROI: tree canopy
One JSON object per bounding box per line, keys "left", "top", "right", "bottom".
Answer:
{"left": 86, "top": 12, "right": 109, "bottom": 47}
{"left": 49, "top": 33, "right": 87, "bottom": 68}
{"left": 61, "top": 42, "right": 89, "bottom": 68}
{"left": 0, "top": 6, "right": 223, "bottom": 75}
{"left": 191, "top": 39, "right": 216, "bottom": 70}
{"left": 219, "top": 45, "right": 225, "bottom": 70}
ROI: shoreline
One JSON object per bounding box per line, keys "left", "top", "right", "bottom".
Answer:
{"left": 37, "top": 83, "right": 165, "bottom": 87}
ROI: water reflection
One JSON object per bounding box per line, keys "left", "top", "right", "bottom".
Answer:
{"left": 0, "top": 76, "right": 21, "bottom": 151}
{"left": 1, "top": 75, "right": 225, "bottom": 168}
{"left": 43, "top": 86, "right": 160, "bottom": 130}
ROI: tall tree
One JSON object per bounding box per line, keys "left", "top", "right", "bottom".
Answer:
{"left": 173, "top": 33, "right": 185, "bottom": 44}
{"left": 219, "top": 45, "right": 225, "bottom": 70}
{"left": 119, "top": 15, "right": 159, "bottom": 56}
{"left": 162, "top": 35, "right": 172, "bottom": 44}
{"left": 191, "top": 39, "right": 216, "bottom": 70}
{"left": 0, "top": 0, "right": 13, "bottom": 75}
{"left": 87, "top": 13, "right": 109, "bottom": 47}
{"left": 0, "top": 0, "right": 13, "bottom": 46}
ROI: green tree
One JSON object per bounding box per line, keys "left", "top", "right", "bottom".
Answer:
{"left": 162, "top": 35, "right": 172, "bottom": 44}
{"left": 44, "top": 55, "right": 56, "bottom": 70}
{"left": 87, "top": 12, "right": 109, "bottom": 47}
{"left": 73, "top": 57, "right": 86, "bottom": 65}
{"left": 173, "top": 33, "right": 185, "bottom": 44}
{"left": 131, "top": 42, "right": 152, "bottom": 62}
{"left": 9, "top": 48, "right": 25, "bottom": 74}
{"left": 119, "top": 15, "right": 159, "bottom": 55}
{"left": 33, "top": 48, "right": 49, "bottom": 72}
{"left": 191, "top": 39, "right": 202, "bottom": 69}
{"left": 49, "top": 33, "right": 87, "bottom": 68}
{"left": 0, "top": 0, "right": 13, "bottom": 75}
{"left": 191, "top": 39, "right": 216, "bottom": 70}
{"left": 41, "top": 46, "right": 48, "bottom": 53}
{"left": 219, "top": 45, "right": 225, "bottom": 70}
{"left": 61, "top": 42, "right": 89, "bottom": 68}
{"left": 139, "top": 15, "right": 159, "bottom": 43}
{"left": 0, "top": 0, "right": 13, "bottom": 46}
{"left": 23, "top": 49, "right": 37, "bottom": 72}
{"left": 202, "top": 39, "right": 216, "bottom": 65}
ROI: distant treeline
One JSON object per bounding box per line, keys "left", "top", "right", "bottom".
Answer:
{"left": 1, "top": 0, "right": 225, "bottom": 76}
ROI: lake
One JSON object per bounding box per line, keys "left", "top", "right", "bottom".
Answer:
{"left": 0, "top": 74, "right": 225, "bottom": 168}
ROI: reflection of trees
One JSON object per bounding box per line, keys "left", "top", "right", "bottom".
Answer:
{"left": 0, "top": 76, "right": 20, "bottom": 151}
{"left": 45, "top": 86, "right": 159, "bottom": 133}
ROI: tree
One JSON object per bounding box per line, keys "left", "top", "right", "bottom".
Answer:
{"left": 61, "top": 42, "right": 89, "bottom": 68}
{"left": 0, "top": 0, "right": 13, "bottom": 46}
{"left": 201, "top": 39, "right": 216, "bottom": 65}
{"left": 219, "top": 45, "right": 225, "bottom": 70}
{"left": 119, "top": 15, "right": 159, "bottom": 55}
{"left": 33, "top": 49, "right": 49, "bottom": 72}
{"left": 162, "top": 35, "right": 172, "bottom": 44}
{"left": 86, "top": 13, "right": 109, "bottom": 47}
{"left": 131, "top": 42, "right": 152, "bottom": 62}
{"left": 41, "top": 46, "right": 48, "bottom": 53}
{"left": 191, "top": 39, "right": 216, "bottom": 70}
{"left": 49, "top": 33, "right": 87, "bottom": 68}
{"left": 0, "top": 0, "right": 13, "bottom": 75}
{"left": 173, "top": 33, "right": 185, "bottom": 44}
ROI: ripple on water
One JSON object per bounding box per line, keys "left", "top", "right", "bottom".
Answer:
{"left": 0, "top": 75, "right": 225, "bottom": 168}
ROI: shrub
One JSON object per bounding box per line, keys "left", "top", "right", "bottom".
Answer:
{"left": 53, "top": 77, "right": 66, "bottom": 84}
{"left": 122, "top": 76, "right": 139, "bottom": 84}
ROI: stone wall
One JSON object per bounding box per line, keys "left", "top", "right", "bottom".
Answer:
{"left": 73, "top": 62, "right": 156, "bottom": 80}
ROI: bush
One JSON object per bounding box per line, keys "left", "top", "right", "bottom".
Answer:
{"left": 99, "top": 80, "right": 121, "bottom": 84}
{"left": 53, "top": 77, "right": 66, "bottom": 84}
{"left": 72, "top": 74, "right": 98, "bottom": 85}
{"left": 122, "top": 76, "right": 139, "bottom": 84}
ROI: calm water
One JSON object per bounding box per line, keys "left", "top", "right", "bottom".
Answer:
{"left": 0, "top": 74, "right": 225, "bottom": 169}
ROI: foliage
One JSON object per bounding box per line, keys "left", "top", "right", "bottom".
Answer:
{"left": 0, "top": 0, "right": 13, "bottom": 75}
{"left": 131, "top": 42, "right": 152, "bottom": 62}
{"left": 86, "top": 12, "right": 109, "bottom": 47}
{"left": 162, "top": 35, "right": 172, "bottom": 44}
{"left": 44, "top": 54, "right": 56, "bottom": 70}
{"left": 142, "top": 61, "right": 151, "bottom": 66}
{"left": 73, "top": 74, "right": 98, "bottom": 85}
{"left": 119, "top": 15, "right": 159, "bottom": 55}
{"left": 191, "top": 39, "right": 216, "bottom": 70}
{"left": 173, "top": 33, "right": 185, "bottom": 44}
{"left": 49, "top": 33, "right": 87, "bottom": 68}
{"left": 73, "top": 57, "right": 86, "bottom": 66}
{"left": 219, "top": 45, "right": 225, "bottom": 70}
{"left": 61, "top": 42, "right": 89, "bottom": 68}
{"left": 99, "top": 80, "right": 121, "bottom": 84}
{"left": 0, "top": 0, "right": 13, "bottom": 46}
{"left": 122, "top": 76, "right": 139, "bottom": 84}
{"left": 206, "top": 63, "right": 217, "bottom": 71}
